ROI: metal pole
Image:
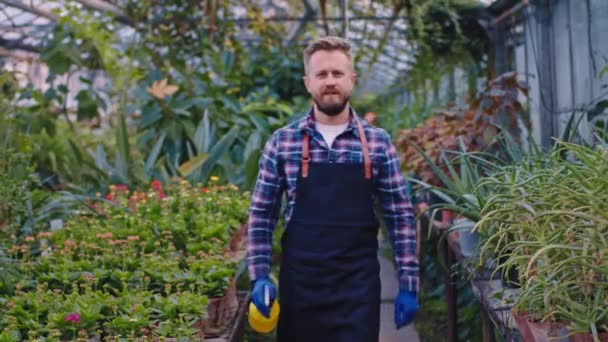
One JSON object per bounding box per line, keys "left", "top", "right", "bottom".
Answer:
{"left": 535, "top": 0, "right": 556, "bottom": 147}
{"left": 443, "top": 236, "right": 458, "bottom": 342}
{"left": 341, "top": 0, "right": 349, "bottom": 38}
{"left": 566, "top": 0, "right": 576, "bottom": 110}
{"left": 481, "top": 306, "right": 496, "bottom": 342}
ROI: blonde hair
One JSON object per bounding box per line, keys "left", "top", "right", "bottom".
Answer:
{"left": 303, "top": 36, "right": 353, "bottom": 74}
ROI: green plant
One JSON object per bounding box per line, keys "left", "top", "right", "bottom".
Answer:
{"left": 1, "top": 180, "right": 248, "bottom": 338}
{"left": 475, "top": 142, "right": 608, "bottom": 337}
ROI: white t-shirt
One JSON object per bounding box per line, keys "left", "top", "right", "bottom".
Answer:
{"left": 315, "top": 121, "right": 349, "bottom": 148}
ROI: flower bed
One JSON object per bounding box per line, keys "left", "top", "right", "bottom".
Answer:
{"left": 0, "top": 179, "right": 250, "bottom": 340}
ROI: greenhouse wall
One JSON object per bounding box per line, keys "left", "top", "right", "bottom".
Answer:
{"left": 496, "top": 0, "right": 608, "bottom": 146}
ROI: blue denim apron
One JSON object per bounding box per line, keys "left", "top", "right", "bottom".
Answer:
{"left": 277, "top": 119, "right": 380, "bottom": 342}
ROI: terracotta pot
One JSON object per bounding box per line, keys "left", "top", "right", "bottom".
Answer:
{"left": 229, "top": 223, "right": 247, "bottom": 253}
{"left": 526, "top": 320, "right": 569, "bottom": 342}
{"left": 513, "top": 312, "right": 533, "bottom": 341}
{"left": 513, "top": 311, "right": 569, "bottom": 342}
{"left": 202, "top": 277, "right": 238, "bottom": 336}
{"left": 135, "top": 335, "right": 204, "bottom": 342}
{"left": 441, "top": 210, "right": 455, "bottom": 224}
{"left": 569, "top": 332, "right": 608, "bottom": 342}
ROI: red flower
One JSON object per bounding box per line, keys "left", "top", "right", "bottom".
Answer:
{"left": 64, "top": 313, "right": 81, "bottom": 323}
{"left": 105, "top": 193, "right": 114, "bottom": 201}
{"left": 151, "top": 180, "right": 163, "bottom": 191}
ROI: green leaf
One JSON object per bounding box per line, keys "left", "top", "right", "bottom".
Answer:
{"left": 145, "top": 132, "right": 166, "bottom": 174}
{"left": 407, "top": 139, "right": 455, "bottom": 190}
{"left": 194, "top": 110, "right": 212, "bottom": 153}
{"left": 75, "top": 90, "right": 99, "bottom": 121}
{"left": 139, "top": 105, "right": 162, "bottom": 129}
{"left": 115, "top": 113, "right": 130, "bottom": 182}
{"left": 249, "top": 114, "right": 269, "bottom": 132}
{"left": 221, "top": 49, "right": 235, "bottom": 75}
{"left": 587, "top": 100, "right": 608, "bottom": 120}
{"left": 276, "top": 103, "right": 294, "bottom": 115}
{"left": 600, "top": 63, "right": 608, "bottom": 78}
{"left": 177, "top": 153, "right": 209, "bottom": 177}
{"left": 173, "top": 108, "right": 191, "bottom": 117}
{"left": 245, "top": 150, "right": 261, "bottom": 189}
{"left": 243, "top": 131, "right": 262, "bottom": 161}
{"left": 199, "top": 126, "right": 239, "bottom": 182}
{"left": 94, "top": 144, "right": 111, "bottom": 173}
{"left": 559, "top": 110, "right": 579, "bottom": 146}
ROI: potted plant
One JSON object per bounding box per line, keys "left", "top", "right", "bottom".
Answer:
{"left": 475, "top": 142, "right": 608, "bottom": 341}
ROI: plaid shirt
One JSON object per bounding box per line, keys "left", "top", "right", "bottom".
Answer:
{"left": 246, "top": 108, "right": 419, "bottom": 292}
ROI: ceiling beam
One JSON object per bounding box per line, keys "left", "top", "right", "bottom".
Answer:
{"left": 0, "top": 38, "right": 41, "bottom": 53}
{"left": 285, "top": 0, "right": 315, "bottom": 47}
{"left": 221, "top": 15, "right": 408, "bottom": 23}
{"left": 72, "top": 0, "right": 131, "bottom": 25}
{"left": 0, "top": 45, "right": 37, "bottom": 60}
{"left": 0, "top": 0, "right": 58, "bottom": 21}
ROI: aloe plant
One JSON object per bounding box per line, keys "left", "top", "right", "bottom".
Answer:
{"left": 406, "top": 136, "right": 506, "bottom": 229}
{"left": 474, "top": 142, "right": 608, "bottom": 337}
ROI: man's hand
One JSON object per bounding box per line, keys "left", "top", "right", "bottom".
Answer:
{"left": 251, "top": 276, "right": 277, "bottom": 318}
{"left": 394, "top": 290, "right": 419, "bottom": 329}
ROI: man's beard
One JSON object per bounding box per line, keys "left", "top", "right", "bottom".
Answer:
{"left": 313, "top": 92, "right": 350, "bottom": 116}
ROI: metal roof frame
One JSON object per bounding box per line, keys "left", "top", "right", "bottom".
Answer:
{"left": 0, "top": 0, "right": 488, "bottom": 93}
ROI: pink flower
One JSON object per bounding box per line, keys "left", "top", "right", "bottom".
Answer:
{"left": 115, "top": 184, "right": 128, "bottom": 192}
{"left": 364, "top": 112, "right": 377, "bottom": 125}
{"left": 64, "top": 313, "right": 81, "bottom": 323}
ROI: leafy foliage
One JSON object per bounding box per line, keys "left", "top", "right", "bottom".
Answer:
{"left": 0, "top": 180, "right": 249, "bottom": 338}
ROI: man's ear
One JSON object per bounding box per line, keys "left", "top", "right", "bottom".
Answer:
{"left": 303, "top": 75, "right": 310, "bottom": 93}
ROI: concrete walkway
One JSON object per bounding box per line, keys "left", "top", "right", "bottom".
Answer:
{"left": 378, "top": 242, "right": 420, "bottom": 342}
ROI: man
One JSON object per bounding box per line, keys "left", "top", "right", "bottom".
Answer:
{"left": 246, "top": 36, "right": 419, "bottom": 341}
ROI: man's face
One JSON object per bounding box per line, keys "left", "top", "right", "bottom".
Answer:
{"left": 304, "top": 50, "right": 356, "bottom": 116}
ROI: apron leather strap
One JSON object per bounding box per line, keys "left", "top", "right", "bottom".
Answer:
{"left": 301, "top": 118, "right": 372, "bottom": 179}
{"left": 356, "top": 119, "right": 372, "bottom": 180}
{"left": 302, "top": 134, "right": 311, "bottom": 178}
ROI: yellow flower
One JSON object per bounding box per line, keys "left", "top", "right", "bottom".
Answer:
{"left": 146, "top": 79, "right": 179, "bottom": 99}
{"left": 210, "top": 176, "right": 219, "bottom": 182}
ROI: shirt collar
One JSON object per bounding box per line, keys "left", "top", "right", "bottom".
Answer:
{"left": 299, "top": 106, "right": 362, "bottom": 138}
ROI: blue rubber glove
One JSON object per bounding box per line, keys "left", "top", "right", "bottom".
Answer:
{"left": 395, "top": 290, "right": 419, "bottom": 329}
{"left": 251, "top": 276, "right": 277, "bottom": 318}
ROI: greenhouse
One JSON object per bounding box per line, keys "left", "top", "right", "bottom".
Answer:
{"left": 1, "top": 0, "right": 607, "bottom": 341}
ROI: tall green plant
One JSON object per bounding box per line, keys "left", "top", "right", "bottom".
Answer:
{"left": 475, "top": 142, "right": 608, "bottom": 337}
